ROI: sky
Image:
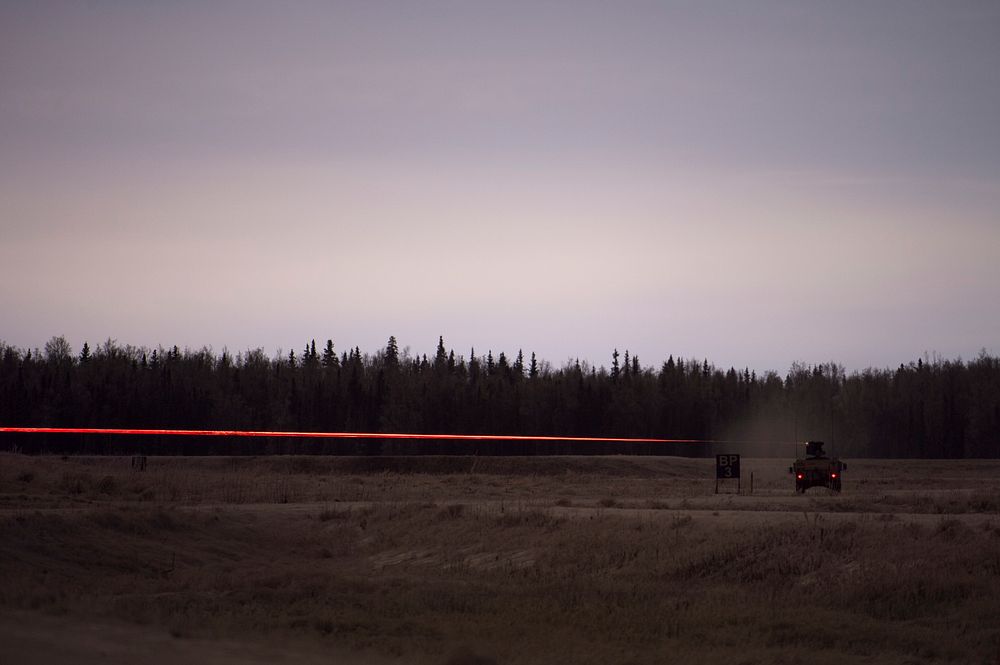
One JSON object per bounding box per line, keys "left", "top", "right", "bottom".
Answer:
{"left": 2, "top": 0, "right": 999, "bottom": 373}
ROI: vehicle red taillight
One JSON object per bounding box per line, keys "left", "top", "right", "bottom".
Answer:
{"left": 831, "top": 473, "right": 838, "bottom": 479}
{"left": 796, "top": 473, "right": 803, "bottom": 480}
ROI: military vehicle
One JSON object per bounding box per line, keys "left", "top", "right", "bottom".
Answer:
{"left": 790, "top": 441, "right": 846, "bottom": 493}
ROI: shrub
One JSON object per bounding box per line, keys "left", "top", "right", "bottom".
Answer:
{"left": 318, "top": 508, "right": 344, "bottom": 522}
{"left": 58, "top": 472, "right": 89, "bottom": 494}
{"left": 495, "top": 509, "right": 562, "bottom": 529}
{"left": 438, "top": 504, "right": 464, "bottom": 520}
{"left": 670, "top": 515, "right": 693, "bottom": 530}
{"left": 97, "top": 476, "right": 117, "bottom": 495}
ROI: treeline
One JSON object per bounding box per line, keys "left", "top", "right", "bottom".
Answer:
{"left": 1, "top": 336, "right": 998, "bottom": 457}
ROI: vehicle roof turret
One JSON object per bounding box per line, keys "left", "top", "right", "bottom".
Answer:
{"left": 805, "top": 440, "right": 826, "bottom": 458}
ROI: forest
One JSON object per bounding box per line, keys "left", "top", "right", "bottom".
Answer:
{"left": 1, "top": 336, "right": 998, "bottom": 458}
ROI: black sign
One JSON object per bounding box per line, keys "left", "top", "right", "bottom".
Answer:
{"left": 715, "top": 454, "right": 741, "bottom": 479}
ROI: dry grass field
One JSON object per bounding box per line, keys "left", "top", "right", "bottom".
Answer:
{"left": 1, "top": 453, "right": 999, "bottom": 664}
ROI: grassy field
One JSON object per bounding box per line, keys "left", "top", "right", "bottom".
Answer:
{"left": 1, "top": 453, "right": 999, "bottom": 664}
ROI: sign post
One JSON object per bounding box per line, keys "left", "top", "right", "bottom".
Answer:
{"left": 715, "top": 454, "right": 741, "bottom": 494}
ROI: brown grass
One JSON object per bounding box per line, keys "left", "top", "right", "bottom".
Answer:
{"left": 1, "top": 453, "right": 1000, "bottom": 664}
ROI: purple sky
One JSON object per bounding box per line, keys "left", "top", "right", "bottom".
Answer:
{"left": 2, "top": 1, "right": 999, "bottom": 372}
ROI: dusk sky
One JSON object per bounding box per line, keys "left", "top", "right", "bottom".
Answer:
{"left": 2, "top": 1, "right": 999, "bottom": 372}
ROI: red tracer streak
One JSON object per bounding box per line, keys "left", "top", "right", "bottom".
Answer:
{"left": 1, "top": 427, "right": 718, "bottom": 444}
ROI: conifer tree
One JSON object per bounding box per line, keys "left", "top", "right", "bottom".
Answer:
{"left": 385, "top": 336, "right": 399, "bottom": 371}
{"left": 302, "top": 342, "right": 315, "bottom": 368}
{"left": 469, "top": 348, "right": 481, "bottom": 383}
{"left": 322, "top": 340, "right": 338, "bottom": 368}
{"left": 434, "top": 336, "right": 448, "bottom": 368}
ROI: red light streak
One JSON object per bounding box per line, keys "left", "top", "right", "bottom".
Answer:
{"left": 0, "top": 427, "right": 802, "bottom": 446}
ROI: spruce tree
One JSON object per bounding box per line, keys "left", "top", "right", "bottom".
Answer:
{"left": 322, "top": 340, "right": 338, "bottom": 368}
{"left": 469, "top": 348, "right": 481, "bottom": 383}
{"left": 385, "top": 336, "right": 399, "bottom": 370}
{"left": 435, "top": 336, "right": 448, "bottom": 368}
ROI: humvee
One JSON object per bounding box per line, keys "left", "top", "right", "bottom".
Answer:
{"left": 790, "top": 441, "right": 846, "bottom": 493}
